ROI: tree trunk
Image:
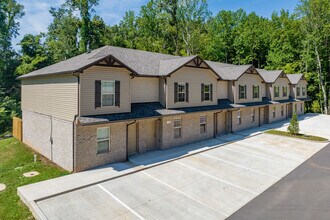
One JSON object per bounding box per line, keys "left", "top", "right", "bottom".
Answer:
{"left": 315, "top": 44, "right": 328, "bottom": 114}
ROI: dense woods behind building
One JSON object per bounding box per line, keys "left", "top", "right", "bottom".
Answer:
{"left": 0, "top": 0, "right": 329, "bottom": 133}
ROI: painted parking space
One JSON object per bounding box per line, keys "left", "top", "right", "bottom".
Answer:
{"left": 35, "top": 132, "right": 327, "bottom": 220}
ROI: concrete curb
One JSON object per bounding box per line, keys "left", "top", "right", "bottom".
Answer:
{"left": 18, "top": 115, "right": 315, "bottom": 219}
{"left": 19, "top": 131, "right": 264, "bottom": 220}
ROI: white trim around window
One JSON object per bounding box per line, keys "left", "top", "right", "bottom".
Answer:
{"left": 97, "top": 127, "right": 110, "bottom": 154}
{"left": 101, "top": 80, "right": 115, "bottom": 107}
{"left": 200, "top": 114, "right": 207, "bottom": 133}
{"left": 177, "top": 83, "right": 186, "bottom": 102}
{"left": 174, "top": 118, "right": 182, "bottom": 138}
{"left": 203, "top": 84, "right": 211, "bottom": 101}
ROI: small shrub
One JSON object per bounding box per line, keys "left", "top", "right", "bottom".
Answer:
{"left": 288, "top": 111, "right": 299, "bottom": 135}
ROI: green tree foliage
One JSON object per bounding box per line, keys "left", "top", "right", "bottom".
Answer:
{"left": 266, "top": 10, "right": 303, "bottom": 73}
{"left": 0, "top": 0, "right": 24, "bottom": 133}
{"left": 66, "top": 0, "right": 99, "bottom": 52}
{"left": 46, "top": 6, "right": 80, "bottom": 62}
{"left": 16, "top": 34, "right": 50, "bottom": 75}
{"left": 296, "top": 0, "right": 330, "bottom": 114}
{"left": 288, "top": 111, "right": 300, "bottom": 135}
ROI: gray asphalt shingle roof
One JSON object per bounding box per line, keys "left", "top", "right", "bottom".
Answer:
{"left": 257, "top": 69, "right": 284, "bottom": 83}
{"left": 78, "top": 97, "right": 302, "bottom": 125}
{"left": 205, "top": 61, "right": 253, "bottom": 80}
{"left": 17, "top": 46, "right": 255, "bottom": 80}
{"left": 287, "top": 74, "right": 304, "bottom": 85}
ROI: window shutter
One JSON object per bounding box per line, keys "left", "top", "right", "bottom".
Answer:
{"left": 238, "top": 85, "right": 241, "bottom": 100}
{"left": 174, "top": 82, "right": 178, "bottom": 103}
{"left": 95, "top": 80, "right": 101, "bottom": 108}
{"left": 258, "top": 85, "right": 260, "bottom": 98}
{"left": 115, "top": 81, "right": 120, "bottom": 107}
{"left": 210, "top": 84, "right": 213, "bottom": 101}
{"left": 244, "top": 85, "right": 247, "bottom": 99}
{"left": 201, "top": 83, "right": 204, "bottom": 101}
{"left": 186, "top": 83, "right": 189, "bottom": 102}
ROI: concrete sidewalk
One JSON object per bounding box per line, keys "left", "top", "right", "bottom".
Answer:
{"left": 17, "top": 113, "right": 328, "bottom": 219}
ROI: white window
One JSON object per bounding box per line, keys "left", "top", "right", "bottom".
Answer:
{"left": 253, "top": 86, "right": 259, "bottom": 99}
{"left": 237, "top": 110, "right": 242, "bottom": 125}
{"left": 101, "top": 81, "right": 115, "bottom": 106}
{"left": 274, "top": 86, "right": 279, "bottom": 98}
{"left": 203, "top": 84, "right": 211, "bottom": 101}
{"left": 174, "top": 118, "right": 182, "bottom": 138}
{"left": 200, "top": 115, "right": 207, "bottom": 133}
{"left": 97, "top": 127, "right": 110, "bottom": 154}
{"left": 272, "top": 107, "right": 276, "bottom": 118}
{"left": 302, "top": 87, "right": 306, "bottom": 96}
{"left": 177, "top": 83, "right": 186, "bottom": 102}
{"left": 283, "top": 86, "right": 287, "bottom": 97}
{"left": 281, "top": 105, "right": 284, "bottom": 116}
{"left": 239, "top": 85, "right": 246, "bottom": 99}
{"left": 251, "top": 108, "right": 255, "bottom": 122}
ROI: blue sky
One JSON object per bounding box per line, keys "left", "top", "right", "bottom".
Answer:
{"left": 14, "top": 0, "right": 300, "bottom": 49}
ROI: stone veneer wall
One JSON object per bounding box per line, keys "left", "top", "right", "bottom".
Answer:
{"left": 74, "top": 122, "right": 127, "bottom": 171}
{"left": 22, "top": 110, "right": 73, "bottom": 171}
{"left": 160, "top": 112, "right": 214, "bottom": 149}
{"left": 232, "top": 107, "right": 260, "bottom": 132}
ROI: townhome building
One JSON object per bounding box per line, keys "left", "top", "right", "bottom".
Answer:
{"left": 287, "top": 74, "right": 309, "bottom": 115}
{"left": 19, "top": 46, "right": 309, "bottom": 171}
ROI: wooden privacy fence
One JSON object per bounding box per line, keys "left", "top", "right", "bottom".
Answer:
{"left": 13, "top": 117, "right": 22, "bottom": 141}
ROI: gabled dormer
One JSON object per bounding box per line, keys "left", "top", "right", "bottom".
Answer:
{"left": 258, "top": 69, "right": 290, "bottom": 101}
{"left": 287, "top": 74, "right": 308, "bottom": 99}
{"left": 162, "top": 56, "right": 221, "bottom": 108}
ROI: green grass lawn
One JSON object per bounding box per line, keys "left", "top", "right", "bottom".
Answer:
{"left": 265, "top": 130, "right": 328, "bottom": 142}
{"left": 0, "top": 138, "right": 69, "bottom": 219}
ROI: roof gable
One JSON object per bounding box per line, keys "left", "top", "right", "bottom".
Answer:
{"left": 257, "top": 69, "right": 284, "bottom": 83}
{"left": 286, "top": 74, "right": 304, "bottom": 85}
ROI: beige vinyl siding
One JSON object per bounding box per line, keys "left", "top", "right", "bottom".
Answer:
{"left": 261, "top": 83, "right": 266, "bottom": 97}
{"left": 217, "top": 81, "right": 228, "bottom": 99}
{"left": 166, "top": 67, "right": 218, "bottom": 108}
{"left": 235, "top": 73, "right": 263, "bottom": 103}
{"left": 296, "top": 80, "right": 308, "bottom": 99}
{"left": 80, "top": 66, "right": 131, "bottom": 116}
{"left": 227, "top": 81, "right": 234, "bottom": 102}
{"left": 131, "top": 77, "right": 159, "bottom": 103}
{"left": 265, "top": 84, "right": 271, "bottom": 99}
{"left": 21, "top": 75, "right": 78, "bottom": 121}
{"left": 159, "top": 78, "right": 166, "bottom": 107}
{"left": 271, "top": 77, "right": 290, "bottom": 101}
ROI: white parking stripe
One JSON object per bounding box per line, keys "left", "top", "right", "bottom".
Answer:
{"left": 98, "top": 184, "right": 145, "bottom": 220}
{"left": 221, "top": 146, "right": 285, "bottom": 164}
{"left": 175, "top": 161, "right": 258, "bottom": 195}
{"left": 200, "top": 153, "right": 280, "bottom": 179}
{"left": 142, "top": 171, "right": 229, "bottom": 217}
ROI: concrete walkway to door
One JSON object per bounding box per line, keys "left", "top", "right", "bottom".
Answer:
{"left": 18, "top": 113, "right": 329, "bottom": 219}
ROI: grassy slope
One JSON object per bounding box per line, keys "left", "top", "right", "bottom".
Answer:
{"left": 0, "top": 138, "right": 69, "bottom": 219}
{"left": 265, "top": 130, "right": 328, "bottom": 142}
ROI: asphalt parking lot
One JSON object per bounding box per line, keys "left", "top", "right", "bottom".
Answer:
{"left": 228, "top": 142, "right": 330, "bottom": 220}
{"left": 36, "top": 133, "right": 326, "bottom": 220}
